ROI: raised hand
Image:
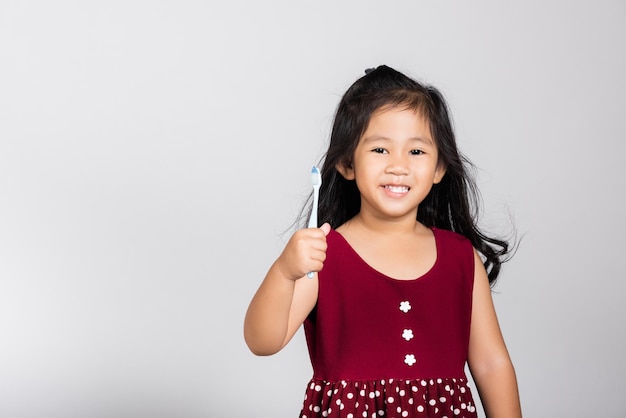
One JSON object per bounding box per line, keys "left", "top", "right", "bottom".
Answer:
{"left": 274, "top": 223, "right": 331, "bottom": 281}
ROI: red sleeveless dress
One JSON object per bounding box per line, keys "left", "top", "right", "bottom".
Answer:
{"left": 300, "top": 228, "right": 478, "bottom": 418}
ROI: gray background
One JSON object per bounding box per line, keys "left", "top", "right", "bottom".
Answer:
{"left": 1, "top": 1, "right": 625, "bottom": 417}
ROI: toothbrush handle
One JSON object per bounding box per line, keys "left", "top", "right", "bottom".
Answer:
{"left": 307, "top": 187, "right": 320, "bottom": 278}
{"left": 308, "top": 188, "right": 319, "bottom": 228}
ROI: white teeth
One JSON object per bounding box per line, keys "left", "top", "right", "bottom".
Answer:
{"left": 385, "top": 185, "right": 409, "bottom": 193}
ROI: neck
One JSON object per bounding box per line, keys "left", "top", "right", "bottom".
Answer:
{"left": 347, "top": 212, "right": 426, "bottom": 236}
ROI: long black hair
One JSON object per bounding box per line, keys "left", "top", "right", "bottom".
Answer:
{"left": 302, "top": 65, "right": 511, "bottom": 285}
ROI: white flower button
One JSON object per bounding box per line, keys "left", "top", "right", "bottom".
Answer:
{"left": 402, "top": 329, "right": 414, "bottom": 341}
{"left": 404, "top": 354, "right": 416, "bottom": 366}
{"left": 399, "top": 301, "right": 411, "bottom": 313}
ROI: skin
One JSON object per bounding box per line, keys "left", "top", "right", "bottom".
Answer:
{"left": 244, "top": 106, "right": 522, "bottom": 417}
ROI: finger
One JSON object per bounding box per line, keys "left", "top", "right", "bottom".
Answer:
{"left": 309, "top": 247, "right": 327, "bottom": 263}
{"left": 309, "top": 237, "right": 328, "bottom": 254}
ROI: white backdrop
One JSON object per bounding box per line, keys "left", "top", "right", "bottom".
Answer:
{"left": 1, "top": 1, "right": 625, "bottom": 417}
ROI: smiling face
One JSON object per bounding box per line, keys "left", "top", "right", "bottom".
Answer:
{"left": 336, "top": 106, "right": 446, "bottom": 224}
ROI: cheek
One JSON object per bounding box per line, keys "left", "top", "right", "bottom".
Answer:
{"left": 415, "top": 163, "right": 442, "bottom": 181}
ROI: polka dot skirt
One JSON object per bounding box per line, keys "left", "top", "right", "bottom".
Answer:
{"left": 300, "top": 378, "right": 477, "bottom": 418}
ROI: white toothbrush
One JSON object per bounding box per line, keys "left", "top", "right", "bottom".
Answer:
{"left": 307, "top": 166, "right": 322, "bottom": 278}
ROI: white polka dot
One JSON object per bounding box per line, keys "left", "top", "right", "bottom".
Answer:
{"left": 314, "top": 406, "right": 321, "bottom": 413}
{"left": 347, "top": 414, "right": 353, "bottom": 418}
{"left": 399, "top": 389, "right": 405, "bottom": 396}
{"left": 387, "top": 396, "right": 395, "bottom": 403}
{"left": 437, "top": 378, "right": 443, "bottom": 384}
{"left": 315, "top": 385, "right": 322, "bottom": 392}
{"left": 375, "top": 390, "right": 381, "bottom": 396}
{"left": 402, "top": 411, "right": 409, "bottom": 417}
{"left": 396, "top": 407, "right": 402, "bottom": 413}
{"left": 454, "top": 408, "right": 461, "bottom": 415}
{"left": 369, "top": 392, "right": 375, "bottom": 399}
{"left": 362, "top": 412, "right": 367, "bottom": 418}
{"left": 378, "top": 411, "right": 384, "bottom": 416}
{"left": 440, "top": 397, "right": 447, "bottom": 402}
{"left": 429, "top": 399, "right": 436, "bottom": 406}
{"left": 360, "top": 390, "right": 366, "bottom": 396}
{"left": 327, "top": 390, "right": 333, "bottom": 396}
{"left": 412, "top": 386, "right": 418, "bottom": 392}
{"left": 417, "top": 405, "right": 425, "bottom": 412}
{"left": 347, "top": 392, "right": 354, "bottom": 399}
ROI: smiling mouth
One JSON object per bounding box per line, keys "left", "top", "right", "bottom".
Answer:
{"left": 384, "top": 185, "right": 410, "bottom": 193}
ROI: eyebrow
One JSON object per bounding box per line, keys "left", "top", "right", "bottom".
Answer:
{"left": 361, "top": 135, "right": 435, "bottom": 146}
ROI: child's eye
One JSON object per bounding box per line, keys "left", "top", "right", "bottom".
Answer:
{"left": 372, "top": 148, "right": 388, "bottom": 154}
{"left": 410, "top": 149, "right": 425, "bottom": 155}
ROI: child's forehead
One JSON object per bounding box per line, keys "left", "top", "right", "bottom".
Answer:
{"left": 371, "top": 103, "right": 430, "bottom": 121}
{"left": 367, "top": 104, "right": 432, "bottom": 129}
{"left": 360, "top": 105, "right": 435, "bottom": 144}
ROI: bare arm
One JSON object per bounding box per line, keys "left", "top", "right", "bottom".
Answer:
{"left": 468, "top": 250, "right": 522, "bottom": 417}
{"left": 243, "top": 224, "right": 331, "bottom": 356}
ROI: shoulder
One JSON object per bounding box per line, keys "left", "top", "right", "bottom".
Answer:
{"left": 432, "top": 227, "right": 475, "bottom": 267}
{"left": 432, "top": 227, "right": 472, "bottom": 248}
{"left": 323, "top": 228, "right": 347, "bottom": 261}
{"left": 326, "top": 228, "right": 343, "bottom": 249}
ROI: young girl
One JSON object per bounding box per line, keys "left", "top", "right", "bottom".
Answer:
{"left": 244, "top": 65, "right": 521, "bottom": 417}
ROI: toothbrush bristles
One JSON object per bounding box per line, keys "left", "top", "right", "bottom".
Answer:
{"left": 311, "top": 166, "right": 321, "bottom": 186}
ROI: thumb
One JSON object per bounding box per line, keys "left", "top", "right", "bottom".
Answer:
{"left": 320, "top": 222, "right": 331, "bottom": 236}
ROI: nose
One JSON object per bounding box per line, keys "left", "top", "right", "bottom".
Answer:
{"left": 385, "top": 153, "right": 410, "bottom": 176}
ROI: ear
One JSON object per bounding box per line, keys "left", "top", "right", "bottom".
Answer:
{"left": 335, "top": 159, "right": 355, "bottom": 180}
{"left": 433, "top": 163, "right": 446, "bottom": 184}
